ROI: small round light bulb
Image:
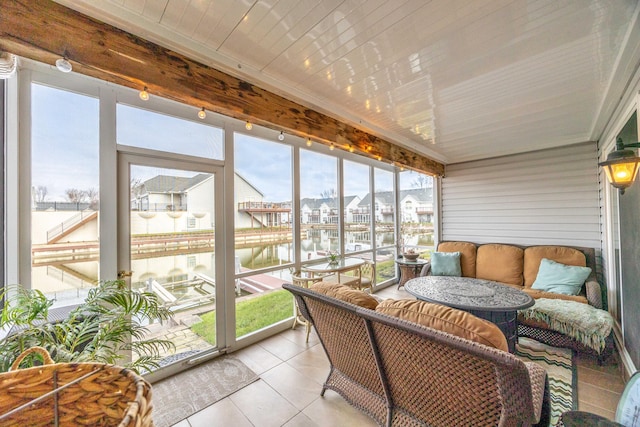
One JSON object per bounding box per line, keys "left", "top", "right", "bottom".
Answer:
{"left": 278, "top": 131, "right": 285, "bottom": 141}
{"left": 329, "top": 143, "right": 335, "bottom": 151}
{"left": 198, "top": 107, "right": 206, "bottom": 119}
{"left": 139, "top": 86, "right": 149, "bottom": 101}
{"left": 245, "top": 121, "right": 253, "bottom": 130}
{"left": 306, "top": 138, "right": 312, "bottom": 147}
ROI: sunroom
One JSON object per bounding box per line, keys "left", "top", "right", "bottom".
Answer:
{"left": 0, "top": 1, "right": 639, "bottom": 426}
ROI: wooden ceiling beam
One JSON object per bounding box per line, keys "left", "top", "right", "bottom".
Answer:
{"left": 0, "top": 0, "right": 444, "bottom": 176}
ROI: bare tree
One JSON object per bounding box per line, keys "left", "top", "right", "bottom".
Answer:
{"left": 412, "top": 175, "right": 432, "bottom": 189}
{"left": 32, "top": 185, "right": 48, "bottom": 203}
{"left": 85, "top": 187, "right": 99, "bottom": 203}
{"left": 85, "top": 187, "right": 99, "bottom": 210}
{"left": 65, "top": 188, "right": 87, "bottom": 203}
{"left": 130, "top": 178, "right": 145, "bottom": 199}
{"left": 320, "top": 188, "right": 337, "bottom": 199}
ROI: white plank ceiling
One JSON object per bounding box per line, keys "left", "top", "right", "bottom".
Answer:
{"left": 54, "top": 0, "right": 640, "bottom": 164}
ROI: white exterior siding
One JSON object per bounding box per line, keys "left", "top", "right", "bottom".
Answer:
{"left": 344, "top": 197, "right": 361, "bottom": 222}
{"left": 234, "top": 174, "right": 264, "bottom": 228}
{"left": 441, "top": 142, "right": 600, "bottom": 247}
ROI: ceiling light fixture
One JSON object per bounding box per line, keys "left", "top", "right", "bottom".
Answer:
{"left": 278, "top": 131, "right": 285, "bottom": 141}
{"left": 139, "top": 86, "right": 149, "bottom": 101}
{"left": 600, "top": 137, "right": 640, "bottom": 194}
{"left": 245, "top": 121, "right": 253, "bottom": 130}
{"left": 306, "top": 138, "right": 312, "bottom": 147}
{"left": 198, "top": 107, "right": 206, "bottom": 119}
{"left": 55, "top": 57, "right": 72, "bottom": 73}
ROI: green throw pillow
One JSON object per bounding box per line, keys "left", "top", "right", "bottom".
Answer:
{"left": 531, "top": 258, "right": 592, "bottom": 295}
{"left": 430, "top": 251, "right": 461, "bottom": 277}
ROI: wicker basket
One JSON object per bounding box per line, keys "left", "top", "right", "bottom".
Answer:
{"left": 0, "top": 347, "right": 153, "bottom": 427}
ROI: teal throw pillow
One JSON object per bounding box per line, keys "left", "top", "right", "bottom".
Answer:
{"left": 430, "top": 251, "right": 462, "bottom": 277}
{"left": 531, "top": 258, "right": 592, "bottom": 295}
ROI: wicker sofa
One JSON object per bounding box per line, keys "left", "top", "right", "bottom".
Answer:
{"left": 283, "top": 282, "right": 550, "bottom": 427}
{"left": 421, "top": 242, "right": 614, "bottom": 360}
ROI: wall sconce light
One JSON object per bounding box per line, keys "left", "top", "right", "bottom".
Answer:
{"left": 599, "top": 137, "right": 640, "bottom": 194}
{"left": 245, "top": 121, "right": 253, "bottom": 130}
{"left": 197, "top": 107, "right": 206, "bottom": 119}
{"left": 55, "top": 57, "right": 72, "bottom": 73}
{"left": 139, "top": 86, "right": 149, "bottom": 101}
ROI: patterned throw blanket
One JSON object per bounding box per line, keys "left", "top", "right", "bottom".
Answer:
{"left": 519, "top": 298, "right": 614, "bottom": 352}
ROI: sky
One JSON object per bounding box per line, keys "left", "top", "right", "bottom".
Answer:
{"left": 31, "top": 83, "right": 430, "bottom": 203}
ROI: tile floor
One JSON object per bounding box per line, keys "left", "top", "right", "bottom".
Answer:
{"left": 169, "top": 286, "right": 626, "bottom": 427}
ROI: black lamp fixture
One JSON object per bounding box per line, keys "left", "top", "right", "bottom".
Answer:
{"left": 599, "top": 137, "right": 640, "bottom": 194}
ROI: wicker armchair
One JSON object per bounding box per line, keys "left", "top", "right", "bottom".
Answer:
{"left": 284, "top": 283, "right": 550, "bottom": 427}
{"left": 290, "top": 272, "right": 322, "bottom": 342}
{"left": 357, "top": 261, "right": 375, "bottom": 293}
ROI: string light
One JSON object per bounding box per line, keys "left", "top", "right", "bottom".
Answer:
{"left": 348, "top": 144, "right": 355, "bottom": 153}
{"left": 139, "top": 86, "right": 149, "bottom": 101}
{"left": 306, "top": 138, "right": 312, "bottom": 147}
{"left": 376, "top": 155, "right": 382, "bottom": 161}
{"left": 330, "top": 143, "right": 335, "bottom": 151}
{"left": 197, "top": 107, "right": 206, "bottom": 119}
{"left": 245, "top": 121, "right": 253, "bottom": 130}
{"left": 278, "top": 131, "right": 285, "bottom": 141}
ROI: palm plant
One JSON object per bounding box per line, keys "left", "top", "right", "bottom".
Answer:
{"left": 0, "top": 280, "right": 175, "bottom": 374}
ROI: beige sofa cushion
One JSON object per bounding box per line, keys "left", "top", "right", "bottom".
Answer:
{"left": 375, "top": 299, "right": 508, "bottom": 352}
{"left": 310, "top": 282, "right": 379, "bottom": 310}
{"left": 523, "top": 246, "right": 587, "bottom": 288}
{"left": 476, "top": 244, "right": 524, "bottom": 286}
{"left": 438, "top": 241, "right": 477, "bottom": 278}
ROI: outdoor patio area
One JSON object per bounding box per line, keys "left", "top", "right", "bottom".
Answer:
{"left": 164, "top": 285, "right": 626, "bottom": 427}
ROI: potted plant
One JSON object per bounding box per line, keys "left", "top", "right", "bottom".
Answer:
{"left": 0, "top": 280, "right": 175, "bottom": 374}
{"left": 328, "top": 251, "right": 340, "bottom": 264}
{"left": 403, "top": 248, "right": 420, "bottom": 261}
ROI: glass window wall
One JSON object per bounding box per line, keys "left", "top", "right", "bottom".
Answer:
{"left": 31, "top": 83, "right": 99, "bottom": 306}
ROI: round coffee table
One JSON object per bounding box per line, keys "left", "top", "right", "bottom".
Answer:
{"left": 404, "top": 276, "right": 534, "bottom": 352}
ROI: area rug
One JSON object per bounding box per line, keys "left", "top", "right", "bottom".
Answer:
{"left": 152, "top": 355, "right": 259, "bottom": 427}
{"left": 516, "top": 337, "right": 577, "bottom": 427}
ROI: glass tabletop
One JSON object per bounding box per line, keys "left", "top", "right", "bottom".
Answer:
{"left": 303, "top": 257, "right": 365, "bottom": 274}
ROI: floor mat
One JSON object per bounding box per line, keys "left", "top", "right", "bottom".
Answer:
{"left": 152, "top": 355, "right": 259, "bottom": 427}
{"left": 516, "top": 337, "right": 576, "bottom": 427}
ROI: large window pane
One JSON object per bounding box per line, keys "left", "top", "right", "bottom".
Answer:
{"left": 117, "top": 104, "right": 224, "bottom": 159}
{"left": 399, "top": 171, "right": 434, "bottom": 259}
{"left": 375, "top": 168, "right": 396, "bottom": 284}
{"left": 31, "top": 83, "right": 99, "bottom": 306}
{"left": 344, "top": 160, "right": 371, "bottom": 255}
{"left": 300, "top": 150, "right": 338, "bottom": 261}
{"left": 234, "top": 134, "right": 293, "bottom": 338}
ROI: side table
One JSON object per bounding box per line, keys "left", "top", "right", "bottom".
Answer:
{"left": 395, "top": 258, "right": 428, "bottom": 289}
